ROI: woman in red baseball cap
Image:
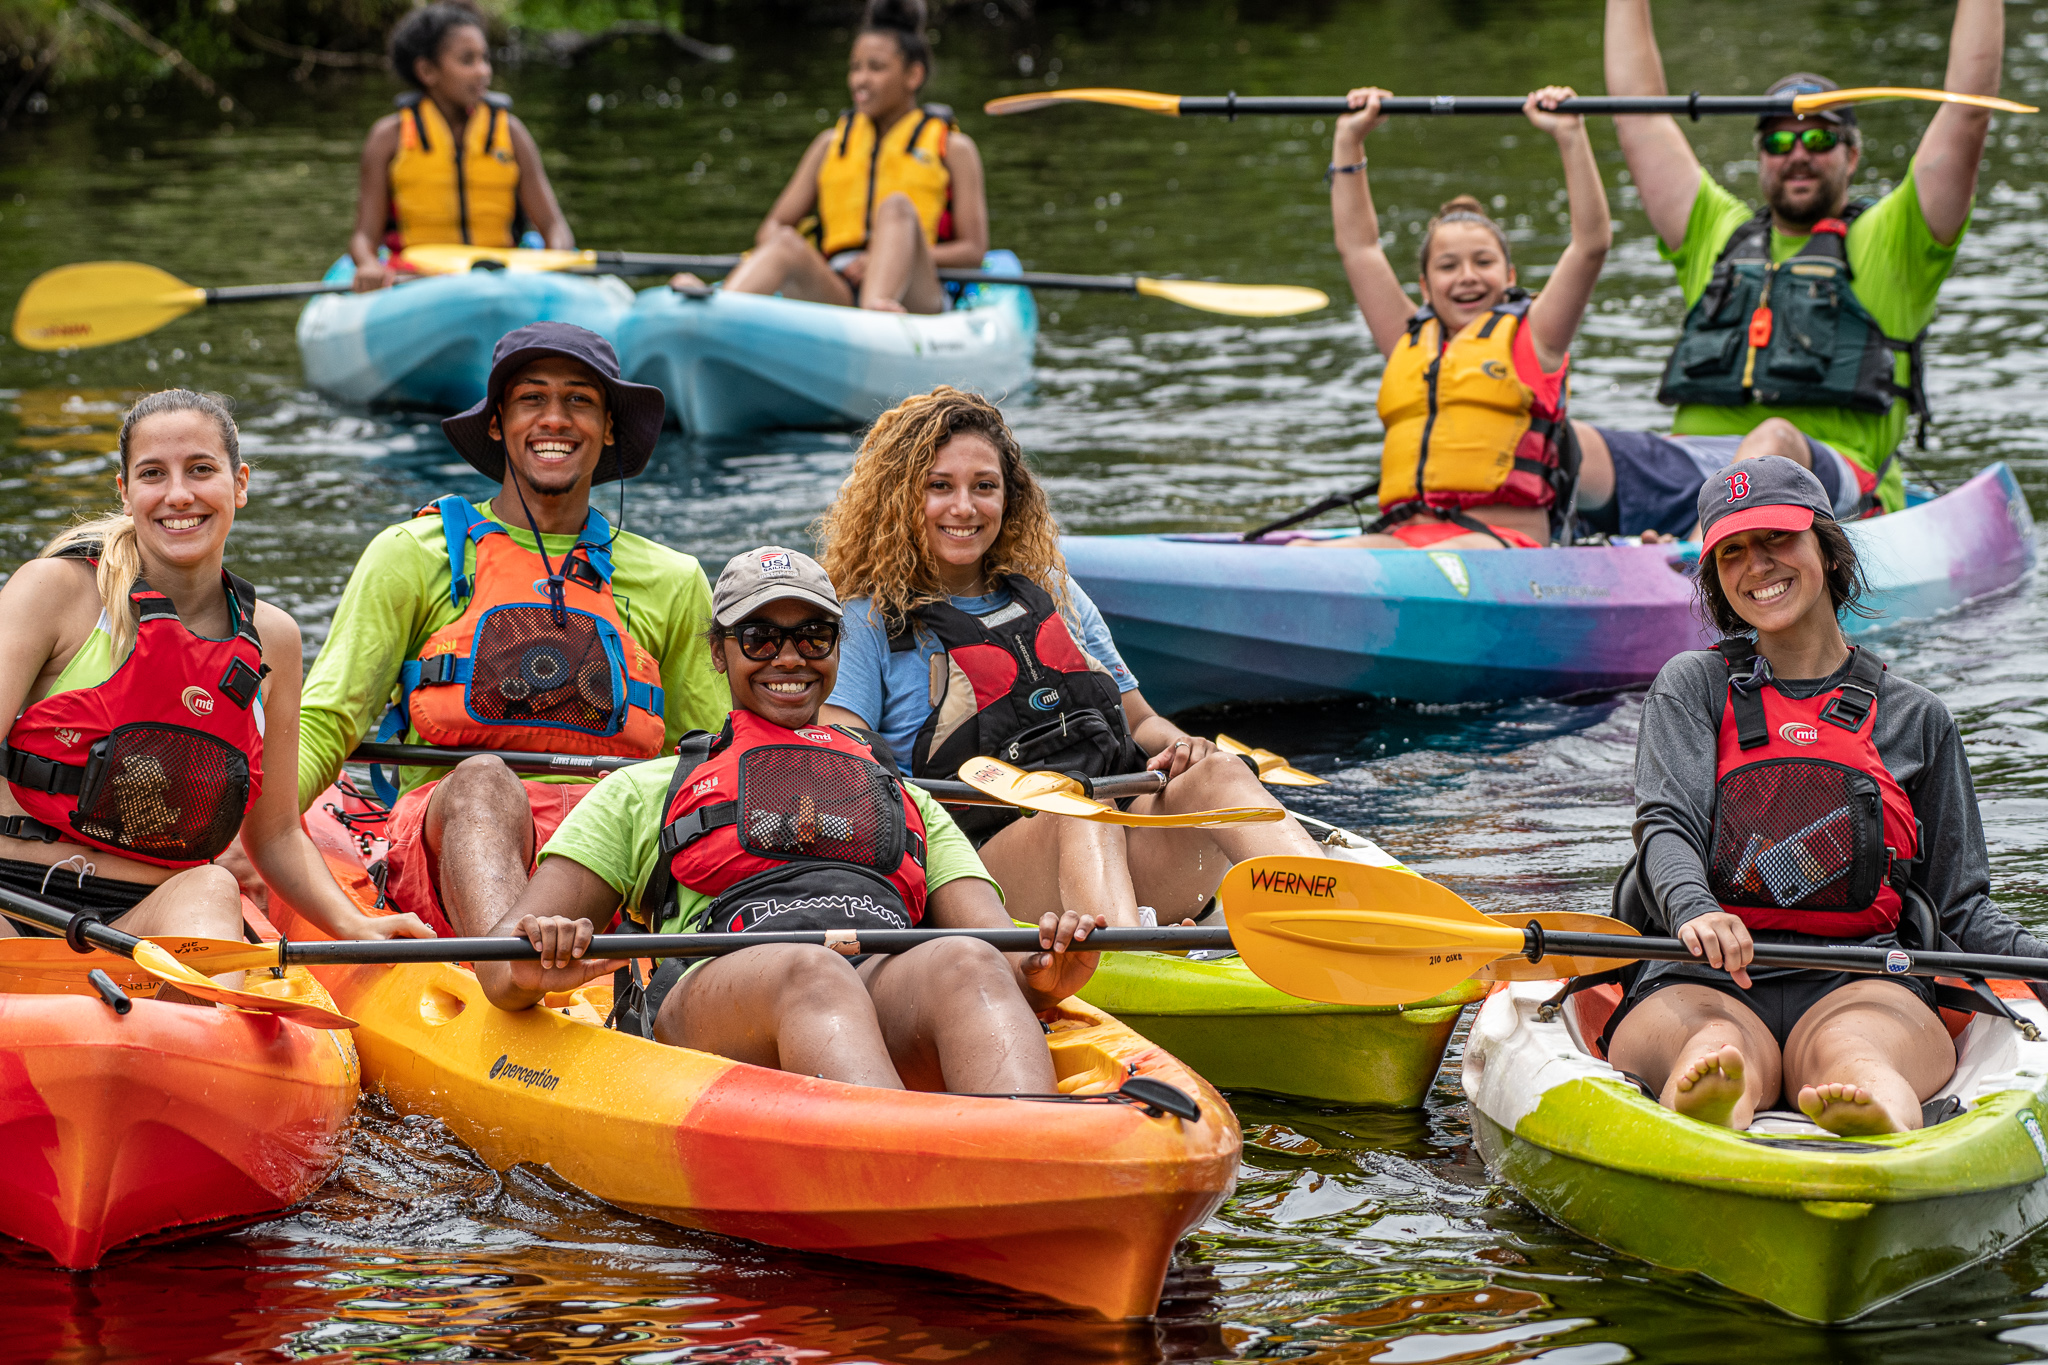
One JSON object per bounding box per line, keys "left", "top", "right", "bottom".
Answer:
{"left": 1601, "top": 455, "right": 2047, "bottom": 1135}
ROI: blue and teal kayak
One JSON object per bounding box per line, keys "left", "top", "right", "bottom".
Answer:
{"left": 615, "top": 250, "right": 1036, "bottom": 437}
{"left": 1061, "top": 463, "right": 2035, "bottom": 712}
{"left": 296, "top": 257, "right": 634, "bottom": 411}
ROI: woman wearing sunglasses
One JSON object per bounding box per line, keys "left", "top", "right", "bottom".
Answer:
{"left": 476, "top": 546, "right": 1105, "bottom": 1093}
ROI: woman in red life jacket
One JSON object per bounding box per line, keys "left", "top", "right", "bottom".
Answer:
{"left": 668, "top": 0, "right": 988, "bottom": 313}
{"left": 1605, "top": 455, "right": 2048, "bottom": 1134}
{"left": 480, "top": 547, "right": 1102, "bottom": 1093}
{"left": 1294, "top": 86, "right": 1610, "bottom": 550}
{"left": 0, "top": 392, "right": 432, "bottom": 992}
{"left": 812, "top": 387, "right": 1327, "bottom": 931}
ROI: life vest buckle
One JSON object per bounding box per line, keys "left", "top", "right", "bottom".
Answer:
{"left": 1819, "top": 683, "right": 1876, "bottom": 732}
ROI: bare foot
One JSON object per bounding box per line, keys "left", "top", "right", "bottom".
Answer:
{"left": 1672, "top": 1044, "right": 1748, "bottom": 1127}
{"left": 863, "top": 296, "right": 909, "bottom": 313}
{"left": 1798, "top": 1082, "right": 1901, "bottom": 1136}
{"left": 1639, "top": 530, "right": 1672, "bottom": 545}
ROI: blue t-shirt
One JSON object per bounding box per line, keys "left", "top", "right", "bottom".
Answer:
{"left": 829, "top": 576, "right": 1140, "bottom": 764}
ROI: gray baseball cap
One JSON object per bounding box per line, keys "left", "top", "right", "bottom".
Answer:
{"left": 712, "top": 546, "right": 843, "bottom": 626}
{"left": 1759, "top": 73, "right": 1858, "bottom": 128}
{"left": 1697, "top": 455, "right": 1835, "bottom": 554}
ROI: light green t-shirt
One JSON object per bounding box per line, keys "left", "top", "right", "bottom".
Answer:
{"left": 539, "top": 752, "right": 997, "bottom": 932}
{"left": 296, "top": 501, "right": 728, "bottom": 810}
{"left": 1661, "top": 166, "right": 1966, "bottom": 512}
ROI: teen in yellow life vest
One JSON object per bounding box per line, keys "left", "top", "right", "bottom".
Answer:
{"left": 687, "top": 0, "right": 988, "bottom": 314}
{"left": 1289, "top": 84, "right": 1611, "bottom": 551}
{"left": 344, "top": 4, "right": 574, "bottom": 292}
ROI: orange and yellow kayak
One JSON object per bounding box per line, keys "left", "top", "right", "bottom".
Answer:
{"left": 0, "top": 906, "right": 359, "bottom": 1269}
{"left": 280, "top": 787, "right": 1239, "bottom": 1319}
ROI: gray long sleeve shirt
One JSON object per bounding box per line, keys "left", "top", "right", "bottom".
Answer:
{"left": 1632, "top": 647, "right": 2046, "bottom": 963}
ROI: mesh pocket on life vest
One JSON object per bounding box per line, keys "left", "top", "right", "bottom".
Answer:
{"left": 71, "top": 722, "right": 249, "bottom": 862}
{"left": 736, "top": 746, "right": 903, "bottom": 871}
{"left": 468, "top": 605, "right": 619, "bottom": 733}
{"left": 1708, "top": 758, "right": 1884, "bottom": 911}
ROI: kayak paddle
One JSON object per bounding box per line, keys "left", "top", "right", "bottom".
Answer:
{"left": 1215, "top": 733, "right": 1325, "bottom": 786}
{"left": 957, "top": 757, "right": 1286, "bottom": 827}
{"left": 395, "top": 243, "right": 1330, "bottom": 319}
{"left": 985, "top": 87, "right": 2038, "bottom": 119}
{"left": 10, "top": 261, "right": 352, "bottom": 352}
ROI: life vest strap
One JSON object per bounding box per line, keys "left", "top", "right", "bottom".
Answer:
{"left": 421, "top": 496, "right": 619, "bottom": 609}
{"left": 1715, "top": 639, "right": 1772, "bottom": 751}
{"left": 0, "top": 814, "right": 65, "bottom": 845}
{"left": 0, "top": 744, "right": 82, "bottom": 797}
{"left": 660, "top": 799, "right": 738, "bottom": 855}
{"left": 1818, "top": 647, "right": 1886, "bottom": 731}
{"left": 401, "top": 653, "right": 661, "bottom": 717}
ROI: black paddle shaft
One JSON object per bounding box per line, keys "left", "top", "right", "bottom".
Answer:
{"left": 204, "top": 281, "right": 354, "bottom": 303}
{"left": 567, "top": 252, "right": 1189, "bottom": 294}
{"left": 0, "top": 883, "right": 146, "bottom": 957}
{"left": 1179, "top": 93, "right": 1806, "bottom": 119}
{"left": 280, "top": 925, "right": 1236, "bottom": 965}
{"left": 1532, "top": 926, "right": 2048, "bottom": 984}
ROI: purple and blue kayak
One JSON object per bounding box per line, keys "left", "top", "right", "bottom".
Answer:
{"left": 1061, "top": 463, "right": 2035, "bottom": 712}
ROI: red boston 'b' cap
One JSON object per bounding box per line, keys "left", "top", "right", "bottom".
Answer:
{"left": 1697, "top": 455, "right": 1834, "bottom": 554}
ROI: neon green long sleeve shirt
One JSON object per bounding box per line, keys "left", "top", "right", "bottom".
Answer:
{"left": 296, "top": 501, "right": 727, "bottom": 811}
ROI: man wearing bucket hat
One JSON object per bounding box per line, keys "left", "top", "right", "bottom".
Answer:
{"left": 294, "top": 322, "right": 726, "bottom": 940}
{"left": 1565, "top": 0, "right": 2003, "bottom": 541}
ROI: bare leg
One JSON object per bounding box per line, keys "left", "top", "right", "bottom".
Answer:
{"left": 1783, "top": 980, "right": 1954, "bottom": 1135}
{"left": 1606, "top": 983, "right": 1781, "bottom": 1129}
{"left": 422, "top": 756, "right": 542, "bottom": 938}
{"left": 857, "top": 194, "right": 947, "bottom": 314}
{"left": 1122, "top": 751, "right": 1324, "bottom": 922}
{"left": 859, "top": 936, "right": 1059, "bottom": 1092}
{"left": 718, "top": 224, "right": 856, "bottom": 306}
{"left": 1644, "top": 419, "right": 1818, "bottom": 543}
{"left": 657, "top": 943, "right": 904, "bottom": 1087}
{"left": 109, "top": 864, "right": 249, "bottom": 1000}
{"left": 976, "top": 814, "right": 1144, "bottom": 926}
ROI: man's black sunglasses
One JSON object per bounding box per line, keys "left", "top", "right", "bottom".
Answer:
{"left": 732, "top": 618, "right": 840, "bottom": 661}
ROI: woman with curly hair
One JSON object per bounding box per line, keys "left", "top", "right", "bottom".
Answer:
{"left": 814, "top": 387, "right": 1323, "bottom": 926}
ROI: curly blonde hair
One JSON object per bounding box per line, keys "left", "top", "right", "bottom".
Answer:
{"left": 814, "top": 387, "right": 1067, "bottom": 627}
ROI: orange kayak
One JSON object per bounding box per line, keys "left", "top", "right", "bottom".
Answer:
{"left": 279, "top": 785, "right": 1239, "bottom": 1319}
{"left": 0, "top": 904, "right": 359, "bottom": 1268}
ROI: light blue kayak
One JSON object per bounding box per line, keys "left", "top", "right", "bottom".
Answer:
{"left": 615, "top": 250, "right": 1036, "bottom": 436}
{"left": 296, "top": 257, "right": 634, "bottom": 411}
{"left": 1062, "top": 463, "right": 2035, "bottom": 712}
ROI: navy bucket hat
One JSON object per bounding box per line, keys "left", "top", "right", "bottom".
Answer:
{"left": 441, "top": 322, "right": 665, "bottom": 484}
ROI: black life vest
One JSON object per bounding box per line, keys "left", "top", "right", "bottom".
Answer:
{"left": 632, "top": 709, "right": 929, "bottom": 937}
{"left": 1707, "top": 640, "right": 1918, "bottom": 936}
{"left": 1656, "top": 206, "right": 1929, "bottom": 459}
{"left": 888, "top": 576, "right": 1145, "bottom": 840}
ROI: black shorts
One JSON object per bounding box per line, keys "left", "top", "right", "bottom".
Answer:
{"left": 1602, "top": 958, "right": 1941, "bottom": 1055}
{"left": 1582, "top": 428, "right": 1859, "bottom": 539}
{"left": 0, "top": 854, "right": 156, "bottom": 938}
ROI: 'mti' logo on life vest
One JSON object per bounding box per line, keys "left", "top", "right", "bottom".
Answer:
{"left": 795, "top": 727, "right": 835, "bottom": 744}
{"left": 1779, "top": 721, "right": 1819, "bottom": 746}
{"left": 1029, "top": 687, "right": 1060, "bottom": 711}
{"left": 182, "top": 687, "right": 214, "bottom": 717}
{"left": 53, "top": 728, "right": 81, "bottom": 748}
{"left": 1724, "top": 470, "right": 1751, "bottom": 501}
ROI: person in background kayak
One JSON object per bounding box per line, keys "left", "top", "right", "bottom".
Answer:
{"left": 0, "top": 391, "right": 433, "bottom": 992}
{"left": 345, "top": 1, "right": 573, "bottom": 292}
{"left": 813, "top": 386, "right": 1324, "bottom": 928}
{"left": 1606, "top": 456, "right": 2047, "bottom": 1135}
{"left": 1293, "top": 85, "right": 1610, "bottom": 551}
{"left": 671, "top": 0, "right": 988, "bottom": 313}
{"left": 1580, "top": 0, "right": 2002, "bottom": 539}
{"left": 481, "top": 547, "right": 1102, "bottom": 1093}
{"left": 293, "top": 323, "right": 725, "bottom": 942}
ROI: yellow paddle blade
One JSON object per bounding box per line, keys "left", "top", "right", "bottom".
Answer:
{"left": 955, "top": 757, "right": 1286, "bottom": 827}
{"left": 1134, "top": 276, "right": 1328, "bottom": 318}
{"left": 1220, "top": 856, "right": 1528, "bottom": 1006}
{"left": 11, "top": 262, "right": 209, "bottom": 351}
{"left": 1215, "top": 733, "right": 1328, "bottom": 787}
{"left": 398, "top": 244, "right": 599, "bottom": 275}
{"left": 131, "top": 940, "right": 356, "bottom": 1029}
{"left": 1476, "top": 911, "right": 1640, "bottom": 982}
{"left": 984, "top": 88, "right": 1184, "bottom": 117}
{"left": 1796, "top": 86, "right": 2037, "bottom": 116}
{"left": 147, "top": 934, "right": 287, "bottom": 974}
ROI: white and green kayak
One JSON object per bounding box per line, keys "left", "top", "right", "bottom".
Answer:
{"left": 1465, "top": 978, "right": 2048, "bottom": 1322}
{"left": 1076, "top": 819, "right": 1482, "bottom": 1107}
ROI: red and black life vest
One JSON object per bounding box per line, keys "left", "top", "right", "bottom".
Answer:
{"left": 1, "top": 571, "right": 268, "bottom": 868}
{"left": 635, "top": 709, "right": 929, "bottom": 936}
{"left": 1706, "top": 640, "right": 1918, "bottom": 936}
{"left": 888, "top": 575, "right": 1145, "bottom": 840}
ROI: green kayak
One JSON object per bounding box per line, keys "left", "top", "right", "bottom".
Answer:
{"left": 1465, "top": 978, "right": 2048, "bottom": 1322}
{"left": 1076, "top": 819, "right": 1482, "bottom": 1107}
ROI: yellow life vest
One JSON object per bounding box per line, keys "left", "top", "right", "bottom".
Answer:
{"left": 815, "top": 105, "right": 955, "bottom": 255}
{"left": 1376, "top": 293, "right": 1569, "bottom": 514}
{"left": 388, "top": 92, "right": 521, "bottom": 249}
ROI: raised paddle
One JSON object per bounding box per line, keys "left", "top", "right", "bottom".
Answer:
{"left": 395, "top": 243, "right": 1330, "bottom": 319}
{"left": 984, "top": 87, "right": 2039, "bottom": 119}
{"left": 10, "top": 261, "right": 353, "bottom": 352}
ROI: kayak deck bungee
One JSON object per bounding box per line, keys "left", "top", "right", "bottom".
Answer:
{"left": 296, "top": 256, "right": 634, "bottom": 412}
{"left": 1464, "top": 977, "right": 2048, "bottom": 1322}
{"left": 277, "top": 786, "right": 1239, "bottom": 1319}
{"left": 1061, "top": 462, "right": 2035, "bottom": 712}
{"left": 615, "top": 250, "right": 1036, "bottom": 437}
{"left": 0, "top": 906, "right": 359, "bottom": 1269}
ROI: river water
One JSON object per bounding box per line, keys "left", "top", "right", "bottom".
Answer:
{"left": 8, "top": 0, "right": 2048, "bottom": 1358}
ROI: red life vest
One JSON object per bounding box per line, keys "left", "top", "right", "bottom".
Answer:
{"left": 637, "top": 709, "right": 928, "bottom": 935}
{"left": 889, "top": 575, "right": 1144, "bottom": 840}
{"left": 1, "top": 570, "right": 267, "bottom": 868}
{"left": 385, "top": 497, "right": 665, "bottom": 774}
{"left": 1706, "top": 641, "right": 1918, "bottom": 936}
